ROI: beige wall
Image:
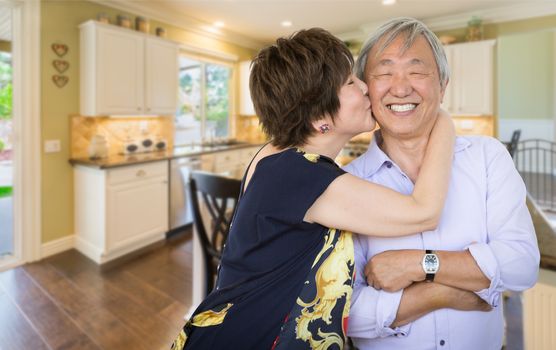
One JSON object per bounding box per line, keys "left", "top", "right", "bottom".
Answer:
{"left": 41, "top": 1, "right": 258, "bottom": 243}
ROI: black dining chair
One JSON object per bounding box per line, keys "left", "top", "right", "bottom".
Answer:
{"left": 188, "top": 170, "right": 242, "bottom": 297}
{"left": 506, "top": 129, "right": 521, "bottom": 158}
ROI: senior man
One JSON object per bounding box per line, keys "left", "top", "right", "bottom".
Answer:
{"left": 345, "top": 17, "right": 540, "bottom": 350}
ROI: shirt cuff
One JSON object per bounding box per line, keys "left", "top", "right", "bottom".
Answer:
{"left": 376, "top": 289, "right": 411, "bottom": 338}
{"left": 467, "top": 242, "right": 502, "bottom": 307}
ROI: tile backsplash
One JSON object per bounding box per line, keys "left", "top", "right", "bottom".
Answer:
{"left": 71, "top": 115, "right": 174, "bottom": 158}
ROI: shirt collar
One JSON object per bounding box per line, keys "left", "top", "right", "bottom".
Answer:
{"left": 360, "top": 130, "right": 471, "bottom": 178}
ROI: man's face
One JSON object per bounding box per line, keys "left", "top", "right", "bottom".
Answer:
{"left": 364, "top": 34, "right": 446, "bottom": 140}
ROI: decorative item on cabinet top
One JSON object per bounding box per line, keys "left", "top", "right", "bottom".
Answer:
{"left": 155, "top": 27, "right": 166, "bottom": 38}
{"left": 135, "top": 16, "right": 149, "bottom": 33}
{"left": 97, "top": 12, "right": 110, "bottom": 24}
{"left": 117, "top": 15, "right": 132, "bottom": 29}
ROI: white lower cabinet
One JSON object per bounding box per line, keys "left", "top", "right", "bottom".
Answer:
{"left": 74, "top": 161, "right": 169, "bottom": 264}
{"left": 210, "top": 146, "right": 260, "bottom": 179}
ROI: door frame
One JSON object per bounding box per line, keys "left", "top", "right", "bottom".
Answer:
{"left": 0, "top": 0, "right": 41, "bottom": 271}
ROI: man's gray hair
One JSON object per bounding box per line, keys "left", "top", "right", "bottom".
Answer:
{"left": 354, "top": 17, "right": 450, "bottom": 89}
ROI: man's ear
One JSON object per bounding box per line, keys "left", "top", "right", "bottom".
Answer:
{"left": 440, "top": 78, "right": 449, "bottom": 103}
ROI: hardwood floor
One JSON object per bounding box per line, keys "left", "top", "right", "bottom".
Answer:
{"left": 0, "top": 229, "right": 193, "bottom": 350}
{"left": 0, "top": 226, "right": 527, "bottom": 349}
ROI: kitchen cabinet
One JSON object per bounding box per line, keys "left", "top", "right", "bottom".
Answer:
{"left": 79, "top": 20, "right": 179, "bottom": 116}
{"left": 210, "top": 146, "right": 260, "bottom": 178}
{"left": 239, "top": 60, "right": 256, "bottom": 116}
{"left": 74, "top": 161, "right": 169, "bottom": 264}
{"left": 442, "top": 40, "right": 495, "bottom": 116}
{"left": 213, "top": 150, "right": 242, "bottom": 177}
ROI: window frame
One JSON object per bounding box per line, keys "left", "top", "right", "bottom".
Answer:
{"left": 176, "top": 51, "right": 235, "bottom": 147}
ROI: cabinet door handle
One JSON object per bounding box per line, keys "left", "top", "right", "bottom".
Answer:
{"left": 136, "top": 170, "right": 146, "bottom": 177}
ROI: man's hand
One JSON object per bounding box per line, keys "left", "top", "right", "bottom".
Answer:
{"left": 391, "top": 282, "right": 492, "bottom": 328}
{"left": 364, "top": 249, "right": 424, "bottom": 292}
{"left": 443, "top": 284, "right": 492, "bottom": 312}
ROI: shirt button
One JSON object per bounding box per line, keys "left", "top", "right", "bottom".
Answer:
{"left": 440, "top": 340, "right": 446, "bottom": 346}
{"left": 385, "top": 161, "right": 393, "bottom": 168}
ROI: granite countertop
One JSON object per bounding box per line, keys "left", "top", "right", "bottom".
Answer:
{"left": 527, "top": 196, "right": 556, "bottom": 271}
{"left": 69, "top": 142, "right": 264, "bottom": 169}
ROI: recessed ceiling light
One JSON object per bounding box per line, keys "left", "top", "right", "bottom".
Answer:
{"left": 213, "top": 21, "right": 225, "bottom": 28}
{"left": 382, "top": 0, "right": 396, "bottom": 5}
{"left": 281, "top": 20, "right": 292, "bottom": 27}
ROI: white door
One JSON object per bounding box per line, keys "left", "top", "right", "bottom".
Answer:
{"left": 107, "top": 177, "right": 168, "bottom": 251}
{"left": 145, "top": 37, "right": 178, "bottom": 115}
{"left": 97, "top": 26, "right": 144, "bottom": 115}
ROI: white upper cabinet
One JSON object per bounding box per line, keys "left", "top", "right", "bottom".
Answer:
{"left": 145, "top": 38, "right": 179, "bottom": 115}
{"left": 442, "top": 40, "right": 495, "bottom": 116}
{"left": 80, "top": 20, "right": 179, "bottom": 116}
{"left": 239, "top": 60, "right": 256, "bottom": 116}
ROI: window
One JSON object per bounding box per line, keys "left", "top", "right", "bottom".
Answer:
{"left": 175, "top": 55, "right": 232, "bottom": 146}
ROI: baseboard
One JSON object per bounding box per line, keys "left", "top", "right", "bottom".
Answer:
{"left": 41, "top": 235, "right": 75, "bottom": 259}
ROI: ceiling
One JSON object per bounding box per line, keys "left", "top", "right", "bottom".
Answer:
{"left": 149, "top": 0, "right": 512, "bottom": 41}
{"left": 104, "top": 0, "right": 556, "bottom": 48}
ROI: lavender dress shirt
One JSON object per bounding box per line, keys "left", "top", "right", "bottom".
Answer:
{"left": 344, "top": 134, "right": 540, "bottom": 350}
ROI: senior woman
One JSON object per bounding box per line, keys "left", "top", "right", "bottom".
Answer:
{"left": 172, "top": 28, "right": 455, "bottom": 350}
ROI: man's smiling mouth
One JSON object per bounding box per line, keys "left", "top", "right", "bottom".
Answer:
{"left": 387, "top": 103, "right": 418, "bottom": 112}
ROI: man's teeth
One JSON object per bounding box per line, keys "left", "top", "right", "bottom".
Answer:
{"left": 388, "top": 104, "right": 416, "bottom": 112}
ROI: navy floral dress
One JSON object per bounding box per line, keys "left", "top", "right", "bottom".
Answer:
{"left": 172, "top": 148, "right": 355, "bottom": 350}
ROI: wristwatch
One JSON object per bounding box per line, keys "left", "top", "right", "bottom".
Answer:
{"left": 422, "top": 250, "right": 440, "bottom": 282}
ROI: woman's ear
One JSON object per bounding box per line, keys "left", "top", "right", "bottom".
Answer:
{"left": 312, "top": 117, "right": 332, "bottom": 134}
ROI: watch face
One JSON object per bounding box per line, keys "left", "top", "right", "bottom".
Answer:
{"left": 424, "top": 254, "right": 439, "bottom": 273}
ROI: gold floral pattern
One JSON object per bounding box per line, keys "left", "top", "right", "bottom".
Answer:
{"left": 171, "top": 303, "right": 234, "bottom": 349}
{"left": 294, "top": 229, "right": 355, "bottom": 349}
{"left": 296, "top": 148, "right": 321, "bottom": 163}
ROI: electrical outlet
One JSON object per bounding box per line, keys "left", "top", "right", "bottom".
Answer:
{"left": 44, "top": 140, "right": 61, "bottom": 153}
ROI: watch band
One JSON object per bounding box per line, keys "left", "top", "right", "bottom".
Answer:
{"left": 425, "top": 249, "right": 435, "bottom": 282}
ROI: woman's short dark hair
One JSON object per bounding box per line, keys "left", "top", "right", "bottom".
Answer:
{"left": 250, "top": 28, "right": 354, "bottom": 149}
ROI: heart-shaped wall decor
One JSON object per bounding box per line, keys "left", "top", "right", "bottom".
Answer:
{"left": 52, "top": 75, "right": 69, "bottom": 88}
{"left": 51, "top": 43, "right": 68, "bottom": 57}
{"left": 53, "top": 60, "right": 69, "bottom": 73}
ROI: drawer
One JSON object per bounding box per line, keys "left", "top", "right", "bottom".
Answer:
{"left": 108, "top": 161, "right": 168, "bottom": 185}
{"left": 214, "top": 150, "right": 240, "bottom": 165}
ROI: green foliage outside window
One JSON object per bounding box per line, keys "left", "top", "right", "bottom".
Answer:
{"left": 0, "top": 52, "right": 12, "bottom": 120}
{"left": 205, "top": 65, "right": 230, "bottom": 136}
{"left": 176, "top": 59, "right": 230, "bottom": 140}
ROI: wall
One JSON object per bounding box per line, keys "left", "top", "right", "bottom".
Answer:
{"left": 436, "top": 14, "right": 556, "bottom": 141}
{"left": 41, "top": 1, "right": 257, "bottom": 244}
{"left": 497, "top": 30, "right": 554, "bottom": 141}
